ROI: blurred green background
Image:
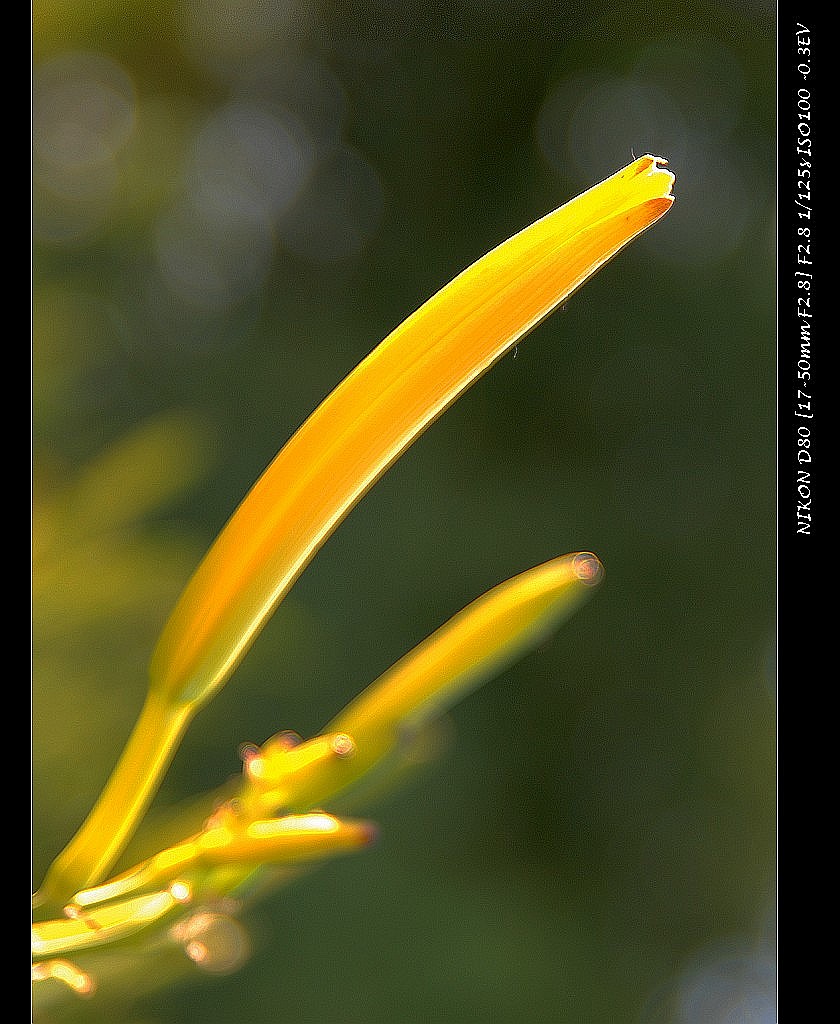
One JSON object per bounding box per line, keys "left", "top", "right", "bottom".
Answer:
{"left": 32, "top": 2, "right": 776, "bottom": 1022}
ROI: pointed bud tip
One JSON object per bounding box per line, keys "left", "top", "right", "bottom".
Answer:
{"left": 330, "top": 733, "right": 357, "bottom": 758}
{"left": 572, "top": 552, "right": 604, "bottom": 586}
{"left": 360, "top": 822, "right": 380, "bottom": 846}
{"left": 640, "top": 154, "right": 675, "bottom": 187}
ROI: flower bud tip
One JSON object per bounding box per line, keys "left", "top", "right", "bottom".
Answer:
{"left": 572, "top": 552, "right": 604, "bottom": 586}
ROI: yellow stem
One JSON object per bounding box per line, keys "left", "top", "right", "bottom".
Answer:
{"left": 34, "top": 696, "right": 191, "bottom": 911}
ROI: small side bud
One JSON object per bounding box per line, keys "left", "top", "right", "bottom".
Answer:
{"left": 32, "top": 959, "right": 96, "bottom": 997}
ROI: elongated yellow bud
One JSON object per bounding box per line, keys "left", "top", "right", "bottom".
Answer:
{"left": 151, "top": 157, "right": 673, "bottom": 711}
{"left": 200, "top": 813, "right": 377, "bottom": 866}
{"left": 239, "top": 732, "right": 357, "bottom": 819}
{"left": 32, "top": 890, "right": 180, "bottom": 960}
{"left": 68, "top": 809, "right": 374, "bottom": 912}
{"left": 37, "top": 157, "right": 673, "bottom": 908}
{"left": 323, "top": 552, "right": 604, "bottom": 797}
